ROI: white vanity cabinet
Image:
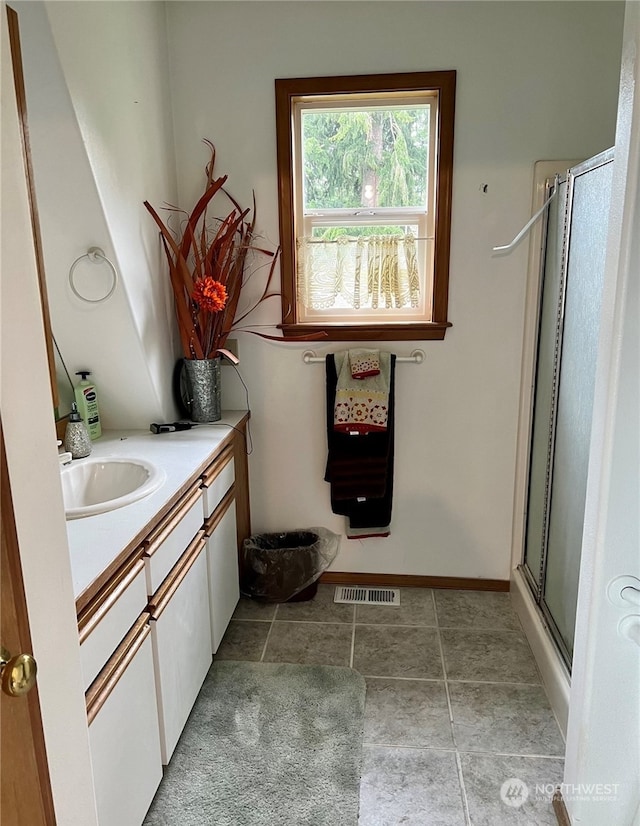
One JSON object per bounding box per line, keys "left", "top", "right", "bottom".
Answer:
{"left": 75, "top": 419, "right": 251, "bottom": 826}
{"left": 85, "top": 615, "right": 163, "bottom": 826}
{"left": 201, "top": 445, "right": 239, "bottom": 653}
{"left": 148, "top": 532, "right": 212, "bottom": 764}
{"left": 79, "top": 559, "right": 163, "bottom": 826}
{"left": 205, "top": 492, "right": 239, "bottom": 652}
{"left": 142, "top": 481, "right": 213, "bottom": 764}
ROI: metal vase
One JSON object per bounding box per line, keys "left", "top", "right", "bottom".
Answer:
{"left": 183, "top": 357, "right": 222, "bottom": 422}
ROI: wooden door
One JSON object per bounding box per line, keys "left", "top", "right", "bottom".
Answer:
{"left": 1, "top": 425, "right": 56, "bottom": 825}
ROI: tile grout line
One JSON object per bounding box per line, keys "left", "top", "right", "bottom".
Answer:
{"left": 359, "top": 669, "right": 447, "bottom": 681}
{"left": 233, "top": 617, "right": 526, "bottom": 632}
{"left": 259, "top": 604, "right": 278, "bottom": 663}
{"left": 234, "top": 615, "right": 527, "bottom": 633}
{"left": 435, "top": 624, "right": 525, "bottom": 633}
{"left": 433, "top": 589, "right": 472, "bottom": 826}
{"left": 359, "top": 742, "right": 565, "bottom": 759}
{"left": 457, "top": 749, "right": 566, "bottom": 760}
{"left": 353, "top": 674, "right": 544, "bottom": 686}
{"left": 455, "top": 752, "right": 472, "bottom": 826}
{"left": 239, "top": 620, "right": 530, "bottom": 634}
{"left": 442, "top": 678, "right": 544, "bottom": 687}
{"left": 235, "top": 617, "right": 353, "bottom": 624}
{"left": 349, "top": 604, "right": 356, "bottom": 668}
{"left": 363, "top": 742, "right": 460, "bottom": 754}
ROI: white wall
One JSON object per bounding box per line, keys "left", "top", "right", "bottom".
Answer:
{"left": 16, "top": 0, "right": 180, "bottom": 428}
{"left": 1, "top": 5, "right": 98, "bottom": 821}
{"left": 167, "top": 1, "right": 624, "bottom": 579}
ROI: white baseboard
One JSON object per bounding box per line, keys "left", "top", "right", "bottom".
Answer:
{"left": 511, "top": 568, "right": 571, "bottom": 738}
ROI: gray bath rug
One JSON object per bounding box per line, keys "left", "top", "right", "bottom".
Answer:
{"left": 144, "top": 661, "right": 366, "bottom": 826}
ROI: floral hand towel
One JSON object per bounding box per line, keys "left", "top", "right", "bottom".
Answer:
{"left": 349, "top": 349, "right": 381, "bottom": 379}
{"left": 334, "top": 350, "right": 391, "bottom": 434}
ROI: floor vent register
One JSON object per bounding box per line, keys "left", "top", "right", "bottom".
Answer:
{"left": 333, "top": 586, "right": 400, "bottom": 606}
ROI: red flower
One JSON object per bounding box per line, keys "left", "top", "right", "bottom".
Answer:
{"left": 192, "top": 277, "right": 228, "bottom": 313}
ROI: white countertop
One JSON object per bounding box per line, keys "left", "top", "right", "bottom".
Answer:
{"left": 66, "top": 412, "right": 247, "bottom": 604}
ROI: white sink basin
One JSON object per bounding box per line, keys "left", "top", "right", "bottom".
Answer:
{"left": 61, "top": 457, "right": 166, "bottom": 519}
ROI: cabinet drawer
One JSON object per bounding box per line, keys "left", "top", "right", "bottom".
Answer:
{"left": 86, "top": 615, "right": 162, "bottom": 826}
{"left": 150, "top": 534, "right": 212, "bottom": 764}
{"left": 201, "top": 446, "right": 235, "bottom": 519}
{"left": 79, "top": 560, "right": 147, "bottom": 691}
{"left": 206, "top": 495, "right": 239, "bottom": 653}
{"left": 143, "top": 485, "right": 203, "bottom": 595}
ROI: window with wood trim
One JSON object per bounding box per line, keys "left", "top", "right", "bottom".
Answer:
{"left": 275, "top": 71, "right": 456, "bottom": 341}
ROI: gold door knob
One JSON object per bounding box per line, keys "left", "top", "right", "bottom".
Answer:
{"left": 0, "top": 646, "right": 37, "bottom": 697}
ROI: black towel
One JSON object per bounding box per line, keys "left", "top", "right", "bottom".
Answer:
{"left": 324, "top": 354, "right": 396, "bottom": 532}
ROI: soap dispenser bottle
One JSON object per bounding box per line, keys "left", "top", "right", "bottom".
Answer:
{"left": 74, "top": 370, "right": 101, "bottom": 440}
{"left": 64, "top": 403, "right": 92, "bottom": 459}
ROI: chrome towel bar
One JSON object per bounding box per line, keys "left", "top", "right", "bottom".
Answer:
{"left": 302, "top": 349, "right": 425, "bottom": 364}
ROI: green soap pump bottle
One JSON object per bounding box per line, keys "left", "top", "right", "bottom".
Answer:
{"left": 74, "top": 370, "right": 102, "bottom": 440}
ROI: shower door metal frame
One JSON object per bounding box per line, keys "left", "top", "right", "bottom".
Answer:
{"left": 521, "top": 149, "right": 615, "bottom": 669}
{"left": 521, "top": 172, "right": 569, "bottom": 600}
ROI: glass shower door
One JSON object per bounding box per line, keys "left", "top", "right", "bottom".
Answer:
{"left": 542, "top": 157, "right": 613, "bottom": 660}
{"left": 522, "top": 151, "right": 614, "bottom": 667}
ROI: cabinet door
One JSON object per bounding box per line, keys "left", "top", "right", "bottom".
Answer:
{"left": 207, "top": 499, "right": 239, "bottom": 652}
{"left": 87, "top": 616, "right": 162, "bottom": 826}
{"left": 144, "top": 486, "right": 204, "bottom": 595}
{"left": 201, "top": 446, "right": 235, "bottom": 519}
{"left": 150, "top": 537, "right": 212, "bottom": 764}
{"left": 79, "top": 560, "right": 147, "bottom": 691}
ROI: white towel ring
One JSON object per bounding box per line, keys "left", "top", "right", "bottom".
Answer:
{"left": 69, "top": 247, "right": 118, "bottom": 303}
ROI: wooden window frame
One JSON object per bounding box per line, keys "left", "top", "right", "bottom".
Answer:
{"left": 275, "top": 71, "right": 456, "bottom": 342}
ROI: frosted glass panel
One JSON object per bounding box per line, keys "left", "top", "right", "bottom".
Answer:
{"left": 543, "top": 160, "right": 613, "bottom": 657}
{"left": 524, "top": 183, "right": 566, "bottom": 585}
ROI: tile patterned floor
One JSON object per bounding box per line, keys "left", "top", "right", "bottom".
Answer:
{"left": 217, "top": 586, "right": 565, "bottom": 825}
